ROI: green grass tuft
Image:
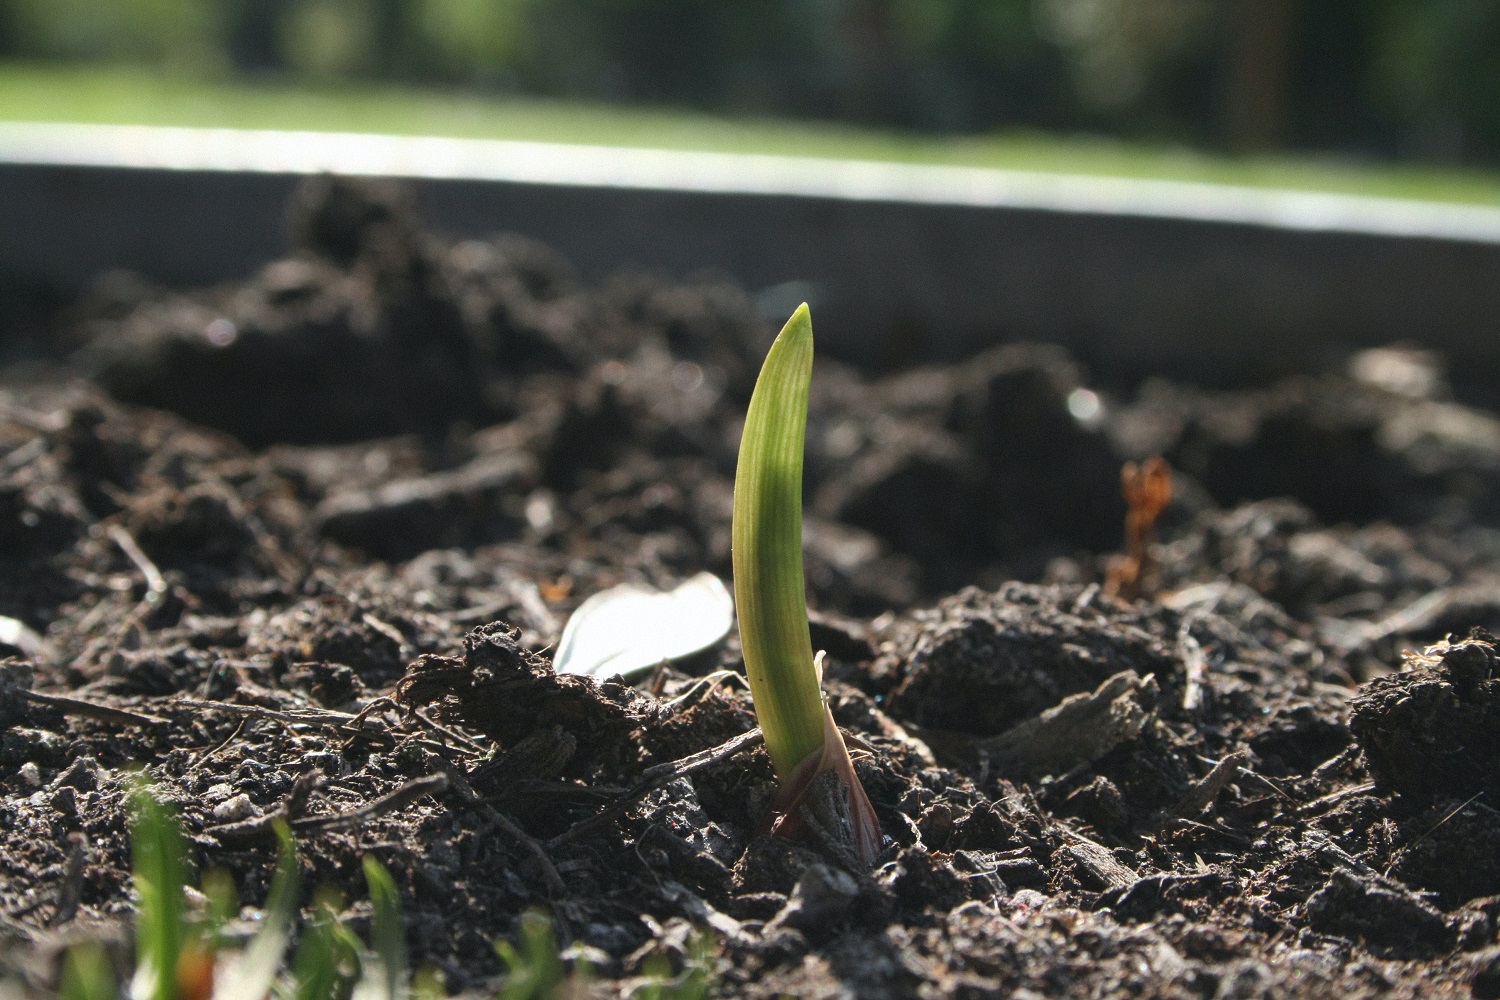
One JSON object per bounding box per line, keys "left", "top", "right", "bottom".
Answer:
{"left": 63, "top": 784, "right": 716, "bottom": 999}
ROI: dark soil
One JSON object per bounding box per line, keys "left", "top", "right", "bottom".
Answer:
{"left": 5, "top": 176, "right": 1500, "bottom": 997}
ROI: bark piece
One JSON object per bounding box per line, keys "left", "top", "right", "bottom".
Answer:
{"left": 1063, "top": 831, "right": 1139, "bottom": 892}
{"left": 976, "top": 669, "right": 1158, "bottom": 780}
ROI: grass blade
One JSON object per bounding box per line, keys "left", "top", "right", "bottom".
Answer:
{"left": 127, "top": 784, "right": 187, "bottom": 1000}
{"left": 291, "top": 892, "right": 359, "bottom": 1000}
{"left": 61, "top": 944, "right": 118, "bottom": 1000}
{"left": 215, "top": 822, "right": 300, "bottom": 1000}
{"left": 494, "top": 910, "right": 567, "bottom": 1000}
{"left": 352, "top": 857, "right": 406, "bottom": 1000}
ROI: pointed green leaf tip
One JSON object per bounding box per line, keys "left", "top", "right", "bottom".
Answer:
{"left": 129, "top": 783, "right": 187, "bottom": 1000}
{"left": 733, "top": 303, "right": 825, "bottom": 781}
{"left": 357, "top": 856, "right": 408, "bottom": 1000}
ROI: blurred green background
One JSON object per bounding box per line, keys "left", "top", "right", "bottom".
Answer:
{"left": 2, "top": 0, "right": 1499, "bottom": 201}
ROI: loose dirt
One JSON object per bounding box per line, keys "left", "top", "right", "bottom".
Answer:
{"left": 4, "top": 177, "right": 1500, "bottom": 998}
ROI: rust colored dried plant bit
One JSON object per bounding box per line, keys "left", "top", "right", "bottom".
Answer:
{"left": 1105, "top": 456, "right": 1173, "bottom": 601}
{"left": 539, "top": 576, "right": 573, "bottom": 603}
{"left": 174, "top": 943, "right": 216, "bottom": 1000}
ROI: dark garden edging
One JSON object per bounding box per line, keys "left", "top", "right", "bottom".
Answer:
{"left": 4, "top": 122, "right": 1500, "bottom": 380}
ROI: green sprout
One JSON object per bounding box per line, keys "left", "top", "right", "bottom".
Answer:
{"left": 127, "top": 785, "right": 191, "bottom": 1000}
{"left": 58, "top": 944, "right": 116, "bottom": 1000}
{"left": 62, "top": 783, "right": 407, "bottom": 1000}
{"left": 356, "top": 856, "right": 410, "bottom": 1000}
{"left": 732, "top": 304, "right": 881, "bottom": 867}
{"left": 63, "top": 783, "right": 305, "bottom": 1000}
{"left": 493, "top": 910, "right": 571, "bottom": 1000}
{"left": 629, "top": 928, "right": 718, "bottom": 1000}
{"left": 493, "top": 910, "right": 716, "bottom": 1000}
{"left": 60, "top": 786, "right": 718, "bottom": 1000}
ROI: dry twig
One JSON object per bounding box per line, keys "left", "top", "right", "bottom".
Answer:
{"left": 440, "top": 764, "right": 566, "bottom": 897}
{"left": 292, "top": 773, "right": 449, "bottom": 832}
{"left": 1385, "top": 791, "right": 1486, "bottom": 877}
{"left": 106, "top": 523, "right": 168, "bottom": 608}
{"left": 183, "top": 719, "right": 247, "bottom": 777}
{"left": 482, "top": 807, "right": 566, "bottom": 897}
{"left": 46, "top": 833, "right": 88, "bottom": 928}
{"left": 549, "top": 728, "right": 765, "bottom": 848}
{"left": 22, "top": 689, "right": 164, "bottom": 727}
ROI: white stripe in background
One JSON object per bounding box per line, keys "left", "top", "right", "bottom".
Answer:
{"left": 2, "top": 120, "right": 1500, "bottom": 243}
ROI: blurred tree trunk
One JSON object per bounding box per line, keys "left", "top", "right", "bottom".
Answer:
{"left": 843, "top": 0, "right": 901, "bottom": 124}
{"left": 1223, "top": 0, "right": 1298, "bottom": 152}
{"left": 226, "top": 0, "right": 292, "bottom": 70}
